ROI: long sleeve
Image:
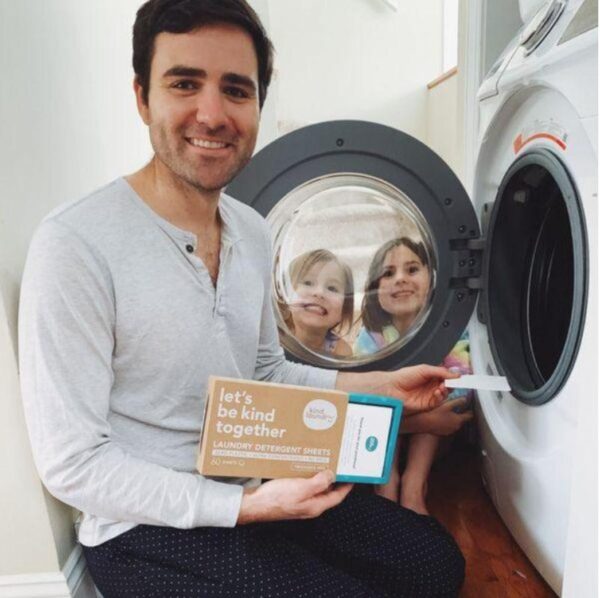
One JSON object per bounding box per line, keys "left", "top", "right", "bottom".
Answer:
{"left": 19, "top": 219, "right": 243, "bottom": 534}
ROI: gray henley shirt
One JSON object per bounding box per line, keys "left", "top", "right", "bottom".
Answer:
{"left": 18, "top": 178, "right": 338, "bottom": 546}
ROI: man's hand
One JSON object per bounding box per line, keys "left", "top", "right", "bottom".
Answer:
{"left": 336, "top": 365, "right": 460, "bottom": 415}
{"left": 401, "top": 397, "right": 474, "bottom": 435}
{"left": 382, "top": 365, "right": 460, "bottom": 414}
{"left": 236, "top": 470, "right": 353, "bottom": 525}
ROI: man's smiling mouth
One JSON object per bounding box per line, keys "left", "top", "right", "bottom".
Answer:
{"left": 186, "top": 137, "right": 231, "bottom": 149}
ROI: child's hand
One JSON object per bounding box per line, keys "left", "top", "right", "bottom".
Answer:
{"left": 402, "top": 397, "right": 473, "bottom": 435}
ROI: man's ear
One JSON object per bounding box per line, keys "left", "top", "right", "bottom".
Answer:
{"left": 134, "top": 77, "right": 151, "bottom": 125}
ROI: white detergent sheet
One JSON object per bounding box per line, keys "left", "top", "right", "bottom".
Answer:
{"left": 445, "top": 374, "right": 510, "bottom": 392}
{"left": 337, "top": 403, "right": 393, "bottom": 478}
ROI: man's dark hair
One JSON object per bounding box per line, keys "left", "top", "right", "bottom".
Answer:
{"left": 133, "top": 0, "right": 274, "bottom": 109}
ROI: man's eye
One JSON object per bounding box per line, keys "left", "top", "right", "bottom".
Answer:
{"left": 172, "top": 80, "right": 197, "bottom": 91}
{"left": 224, "top": 86, "right": 250, "bottom": 99}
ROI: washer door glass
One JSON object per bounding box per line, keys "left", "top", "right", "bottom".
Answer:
{"left": 227, "top": 120, "right": 480, "bottom": 371}
{"left": 268, "top": 173, "right": 437, "bottom": 367}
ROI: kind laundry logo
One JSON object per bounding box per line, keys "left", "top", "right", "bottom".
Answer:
{"left": 303, "top": 399, "right": 338, "bottom": 431}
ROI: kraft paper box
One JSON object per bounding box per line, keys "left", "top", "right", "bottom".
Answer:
{"left": 197, "top": 376, "right": 403, "bottom": 484}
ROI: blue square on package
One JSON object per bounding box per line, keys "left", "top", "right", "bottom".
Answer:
{"left": 335, "top": 393, "right": 403, "bottom": 484}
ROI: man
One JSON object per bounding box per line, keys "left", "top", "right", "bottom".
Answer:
{"left": 19, "top": 1, "right": 465, "bottom": 595}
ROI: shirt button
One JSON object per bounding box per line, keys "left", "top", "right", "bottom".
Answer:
{"left": 185, "top": 244, "right": 194, "bottom": 253}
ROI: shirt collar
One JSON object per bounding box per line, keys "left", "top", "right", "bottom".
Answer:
{"left": 217, "top": 194, "right": 243, "bottom": 247}
{"left": 119, "top": 178, "right": 243, "bottom": 248}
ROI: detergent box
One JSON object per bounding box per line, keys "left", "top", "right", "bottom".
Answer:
{"left": 197, "top": 376, "right": 403, "bottom": 484}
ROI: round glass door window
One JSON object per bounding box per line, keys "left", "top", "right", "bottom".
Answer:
{"left": 268, "top": 173, "right": 437, "bottom": 367}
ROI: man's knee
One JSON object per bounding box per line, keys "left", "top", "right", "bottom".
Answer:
{"left": 371, "top": 511, "right": 465, "bottom": 596}
{"left": 438, "top": 531, "right": 465, "bottom": 594}
{"left": 412, "top": 519, "right": 465, "bottom": 596}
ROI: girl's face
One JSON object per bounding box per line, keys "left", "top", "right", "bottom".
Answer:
{"left": 290, "top": 260, "right": 346, "bottom": 333}
{"left": 376, "top": 245, "right": 431, "bottom": 322}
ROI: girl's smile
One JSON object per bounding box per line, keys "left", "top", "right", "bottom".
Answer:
{"left": 377, "top": 245, "right": 431, "bottom": 328}
{"left": 290, "top": 260, "right": 346, "bottom": 333}
{"left": 295, "top": 302, "right": 328, "bottom": 316}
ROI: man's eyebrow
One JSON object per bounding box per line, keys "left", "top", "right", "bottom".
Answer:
{"left": 162, "top": 65, "right": 206, "bottom": 78}
{"left": 161, "top": 67, "right": 256, "bottom": 93}
{"left": 222, "top": 72, "right": 257, "bottom": 93}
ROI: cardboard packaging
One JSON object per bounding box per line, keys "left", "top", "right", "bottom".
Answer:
{"left": 197, "top": 376, "right": 403, "bottom": 484}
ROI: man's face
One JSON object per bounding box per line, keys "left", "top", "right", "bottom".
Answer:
{"left": 135, "top": 24, "right": 260, "bottom": 192}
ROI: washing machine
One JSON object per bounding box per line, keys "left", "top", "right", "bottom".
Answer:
{"left": 470, "top": 0, "right": 597, "bottom": 592}
{"left": 227, "top": 0, "right": 596, "bottom": 593}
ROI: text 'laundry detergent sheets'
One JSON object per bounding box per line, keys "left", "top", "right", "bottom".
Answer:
{"left": 197, "top": 377, "right": 403, "bottom": 484}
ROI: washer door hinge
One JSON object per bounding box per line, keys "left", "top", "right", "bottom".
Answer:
{"left": 450, "top": 237, "right": 485, "bottom": 292}
{"left": 449, "top": 237, "right": 485, "bottom": 291}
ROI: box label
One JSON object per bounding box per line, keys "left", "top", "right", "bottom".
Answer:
{"left": 337, "top": 403, "right": 394, "bottom": 479}
{"left": 198, "top": 377, "right": 348, "bottom": 479}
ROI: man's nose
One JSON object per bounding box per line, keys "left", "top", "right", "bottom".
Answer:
{"left": 195, "top": 87, "right": 228, "bottom": 130}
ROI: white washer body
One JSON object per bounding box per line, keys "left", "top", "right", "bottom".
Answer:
{"left": 470, "top": 1, "right": 597, "bottom": 593}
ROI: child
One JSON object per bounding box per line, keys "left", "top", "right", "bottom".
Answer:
{"left": 355, "top": 237, "right": 472, "bottom": 514}
{"left": 355, "top": 237, "right": 432, "bottom": 353}
{"left": 281, "top": 249, "right": 354, "bottom": 357}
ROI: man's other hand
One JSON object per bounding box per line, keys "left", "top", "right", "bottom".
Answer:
{"left": 236, "top": 470, "right": 353, "bottom": 525}
{"left": 336, "top": 365, "right": 459, "bottom": 415}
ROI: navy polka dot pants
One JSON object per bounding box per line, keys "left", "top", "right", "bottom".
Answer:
{"left": 83, "top": 490, "right": 464, "bottom": 597}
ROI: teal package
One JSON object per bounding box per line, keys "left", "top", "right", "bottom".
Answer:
{"left": 335, "top": 393, "right": 403, "bottom": 484}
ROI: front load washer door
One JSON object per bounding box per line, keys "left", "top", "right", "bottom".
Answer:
{"left": 478, "top": 149, "right": 588, "bottom": 405}
{"left": 227, "top": 121, "right": 481, "bottom": 371}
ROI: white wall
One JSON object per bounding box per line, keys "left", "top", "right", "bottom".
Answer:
{"left": 426, "top": 73, "right": 462, "bottom": 183}
{"left": 0, "top": 0, "right": 150, "bottom": 576}
{"left": 0, "top": 0, "right": 150, "bottom": 342}
{"left": 248, "top": 0, "right": 279, "bottom": 151}
{"left": 267, "top": 0, "right": 443, "bottom": 141}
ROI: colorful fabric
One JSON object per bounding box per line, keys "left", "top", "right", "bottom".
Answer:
{"left": 441, "top": 331, "right": 473, "bottom": 402}
{"left": 354, "top": 325, "right": 400, "bottom": 355}
{"left": 353, "top": 326, "right": 473, "bottom": 403}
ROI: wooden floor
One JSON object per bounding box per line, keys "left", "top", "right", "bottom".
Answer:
{"left": 427, "top": 442, "right": 557, "bottom": 598}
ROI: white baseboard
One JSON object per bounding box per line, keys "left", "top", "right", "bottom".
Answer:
{"left": 0, "top": 545, "right": 99, "bottom": 598}
{"left": 0, "top": 572, "right": 70, "bottom": 597}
